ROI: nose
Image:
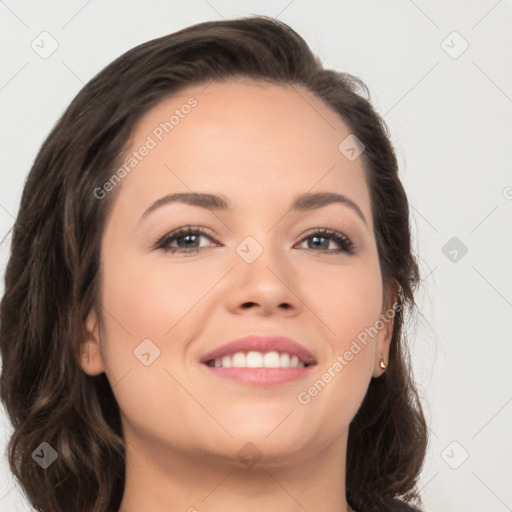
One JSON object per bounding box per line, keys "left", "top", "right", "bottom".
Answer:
{"left": 225, "top": 239, "right": 300, "bottom": 317}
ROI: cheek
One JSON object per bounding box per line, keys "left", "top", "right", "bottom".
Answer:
{"left": 299, "top": 257, "right": 383, "bottom": 409}
{"left": 96, "top": 255, "right": 215, "bottom": 442}
{"left": 100, "top": 253, "right": 214, "bottom": 340}
{"left": 97, "top": 252, "right": 228, "bottom": 400}
{"left": 302, "top": 257, "right": 383, "bottom": 346}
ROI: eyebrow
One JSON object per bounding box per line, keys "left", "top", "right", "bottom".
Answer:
{"left": 139, "top": 191, "right": 367, "bottom": 226}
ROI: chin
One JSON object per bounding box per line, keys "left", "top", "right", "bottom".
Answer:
{"left": 208, "top": 423, "right": 319, "bottom": 466}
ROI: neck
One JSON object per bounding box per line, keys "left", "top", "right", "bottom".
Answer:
{"left": 118, "top": 428, "right": 351, "bottom": 512}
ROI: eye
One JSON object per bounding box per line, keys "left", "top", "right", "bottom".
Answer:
{"left": 296, "top": 228, "right": 356, "bottom": 255}
{"left": 153, "top": 226, "right": 356, "bottom": 256}
{"left": 153, "top": 226, "right": 219, "bottom": 254}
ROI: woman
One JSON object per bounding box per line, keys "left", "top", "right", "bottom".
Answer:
{"left": 0, "top": 15, "right": 427, "bottom": 512}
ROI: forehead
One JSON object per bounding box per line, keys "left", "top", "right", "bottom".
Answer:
{"left": 133, "top": 77, "right": 351, "bottom": 153}
{"left": 113, "top": 78, "right": 371, "bottom": 224}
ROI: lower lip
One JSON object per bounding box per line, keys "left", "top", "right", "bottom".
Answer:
{"left": 202, "top": 365, "right": 314, "bottom": 385}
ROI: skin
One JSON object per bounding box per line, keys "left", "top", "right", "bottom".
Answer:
{"left": 80, "top": 78, "right": 397, "bottom": 512}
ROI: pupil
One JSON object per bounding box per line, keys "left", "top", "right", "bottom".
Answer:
{"left": 179, "top": 234, "right": 197, "bottom": 248}
{"left": 311, "top": 236, "right": 327, "bottom": 250}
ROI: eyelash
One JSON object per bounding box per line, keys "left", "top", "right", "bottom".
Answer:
{"left": 153, "top": 226, "right": 356, "bottom": 256}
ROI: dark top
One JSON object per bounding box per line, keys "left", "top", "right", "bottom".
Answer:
{"left": 350, "top": 498, "right": 423, "bottom": 512}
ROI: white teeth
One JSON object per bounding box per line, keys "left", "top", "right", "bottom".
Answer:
{"left": 232, "top": 352, "right": 246, "bottom": 367}
{"left": 246, "top": 351, "right": 263, "bottom": 368}
{"left": 279, "top": 353, "right": 290, "bottom": 367}
{"left": 263, "top": 351, "right": 280, "bottom": 368}
{"left": 210, "top": 351, "right": 307, "bottom": 368}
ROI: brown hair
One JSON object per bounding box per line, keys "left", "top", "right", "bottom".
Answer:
{"left": 0, "top": 15, "right": 427, "bottom": 512}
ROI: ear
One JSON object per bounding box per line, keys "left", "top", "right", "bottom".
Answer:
{"left": 80, "top": 304, "right": 106, "bottom": 376}
{"left": 372, "top": 279, "right": 401, "bottom": 378}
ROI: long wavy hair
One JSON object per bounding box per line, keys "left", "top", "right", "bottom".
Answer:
{"left": 0, "top": 15, "right": 427, "bottom": 512}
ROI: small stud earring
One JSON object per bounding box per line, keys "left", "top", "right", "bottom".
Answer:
{"left": 379, "top": 358, "right": 387, "bottom": 371}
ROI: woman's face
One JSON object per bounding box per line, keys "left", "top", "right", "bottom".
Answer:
{"left": 81, "top": 78, "right": 395, "bottom": 468}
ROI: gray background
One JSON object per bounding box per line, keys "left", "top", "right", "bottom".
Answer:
{"left": 1, "top": 1, "right": 511, "bottom": 510}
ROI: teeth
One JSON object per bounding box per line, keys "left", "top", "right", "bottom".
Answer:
{"left": 279, "top": 353, "right": 290, "bottom": 367}
{"left": 209, "top": 351, "right": 307, "bottom": 368}
{"left": 246, "top": 351, "right": 263, "bottom": 368}
{"left": 232, "top": 352, "right": 246, "bottom": 367}
{"left": 262, "top": 351, "right": 280, "bottom": 368}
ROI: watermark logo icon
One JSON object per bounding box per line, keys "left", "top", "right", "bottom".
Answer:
{"left": 441, "top": 441, "right": 469, "bottom": 469}
{"left": 31, "top": 31, "right": 59, "bottom": 59}
{"left": 237, "top": 442, "right": 263, "bottom": 468}
{"left": 338, "top": 134, "right": 365, "bottom": 161}
{"left": 134, "top": 338, "right": 161, "bottom": 366}
{"left": 442, "top": 236, "right": 468, "bottom": 263}
{"left": 32, "top": 442, "right": 58, "bottom": 468}
{"left": 441, "top": 31, "right": 469, "bottom": 59}
{"left": 236, "top": 236, "right": 264, "bottom": 263}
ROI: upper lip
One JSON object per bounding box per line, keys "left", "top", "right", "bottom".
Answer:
{"left": 200, "top": 335, "right": 317, "bottom": 365}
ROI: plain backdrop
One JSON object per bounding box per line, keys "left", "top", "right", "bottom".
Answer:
{"left": 1, "top": 1, "right": 511, "bottom": 511}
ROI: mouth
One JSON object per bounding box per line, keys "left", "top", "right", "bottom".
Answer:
{"left": 204, "top": 351, "right": 314, "bottom": 368}
{"left": 200, "top": 335, "right": 317, "bottom": 385}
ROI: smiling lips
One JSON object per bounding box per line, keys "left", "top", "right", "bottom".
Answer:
{"left": 200, "top": 335, "right": 317, "bottom": 385}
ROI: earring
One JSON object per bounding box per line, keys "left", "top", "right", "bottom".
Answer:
{"left": 379, "top": 357, "right": 387, "bottom": 371}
